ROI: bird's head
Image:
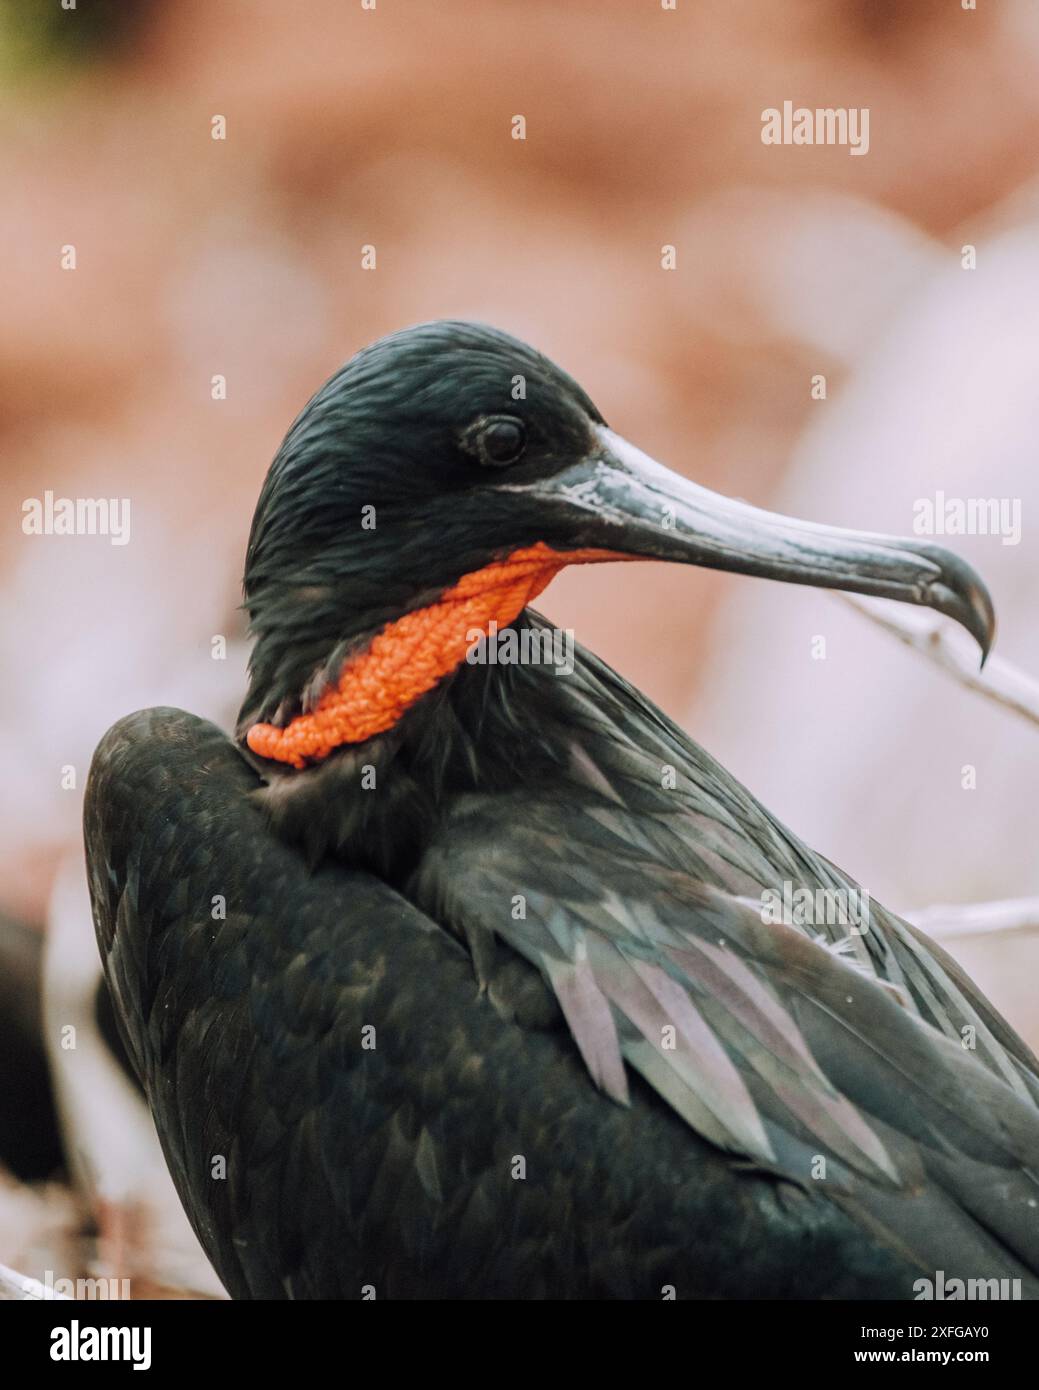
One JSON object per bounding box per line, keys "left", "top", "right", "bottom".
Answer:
{"left": 239, "top": 319, "right": 995, "bottom": 769}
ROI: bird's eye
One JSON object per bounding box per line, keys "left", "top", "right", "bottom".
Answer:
{"left": 469, "top": 415, "right": 526, "bottom": 468}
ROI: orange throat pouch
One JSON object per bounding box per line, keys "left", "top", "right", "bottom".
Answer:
{"left": 246, "top": 543, "right": 629, "bottom": 768}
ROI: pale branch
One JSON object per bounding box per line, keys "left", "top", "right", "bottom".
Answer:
{"left": 905, "top": 897, "right": 1039, "bottom": 942}
{"left": 0, "top": 1261, "right": 69, "bottom": 1300}
{"left": 840, "top": 594, "right": 1039, "bottom": 730}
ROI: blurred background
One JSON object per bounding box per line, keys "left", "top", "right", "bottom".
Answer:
{"left": 1, "top": 0, "right": 1037, "bottom": 1297}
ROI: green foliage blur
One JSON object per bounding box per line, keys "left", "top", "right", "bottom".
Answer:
{"left": 0, "top": 0, "right": 152, "bottom": 79}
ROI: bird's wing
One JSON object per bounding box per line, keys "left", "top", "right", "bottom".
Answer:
{"left": 505, "top": 618, "right": 1039, "bottom": 1104}
{"left": 87, "top": 706, "right": 965, "bottom": 1299}
{"left": 411, "top": 639, "right": 1039, "bottom": 1291}
{"left": 413, "top": 797, "right": 1039, "bottom": 1286}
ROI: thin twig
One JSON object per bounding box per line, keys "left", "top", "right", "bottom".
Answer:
{"left": 906, "top": 897, "right": 1039, "bottom": 942}
{"left": 843, "top": 597, "right": 1039, "bottom": 942}
{"left": 0, "top": 1262, "right": 69, "bottom": 1300}
{"left": 840, "top": 594, "right": 1039, "bottom": 730}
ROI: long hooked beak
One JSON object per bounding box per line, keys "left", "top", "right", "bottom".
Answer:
{"left": 519, "top": 425, "right": 995, "bottom": 663}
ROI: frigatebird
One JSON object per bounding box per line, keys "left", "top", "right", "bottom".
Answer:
{"left": 86, "top": 321, "right": 1039, "bottom": 1300}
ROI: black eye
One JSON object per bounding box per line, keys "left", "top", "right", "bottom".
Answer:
{"left": 470, "top": 415, "right": 526, "bottom": 468}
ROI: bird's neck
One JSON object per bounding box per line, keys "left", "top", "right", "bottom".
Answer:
{"left": 245, "top": 544, "right": 626, "bottom": 769}
{"left": 246, "top": 607, "right": 589, "bottom": 879}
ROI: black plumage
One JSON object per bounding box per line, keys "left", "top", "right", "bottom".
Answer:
{"left": 85, "top": 321, "right": 1039, "bottom": 1299}
{"left": 0, "top": 913, "right": 64, "bottom": 1182}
